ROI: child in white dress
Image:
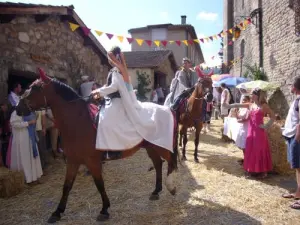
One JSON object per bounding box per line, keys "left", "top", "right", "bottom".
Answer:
{"left": 235, "top": 96, "right": 251, "bottom": 164}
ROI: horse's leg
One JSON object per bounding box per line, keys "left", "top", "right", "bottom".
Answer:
{"left": 179, "top": 133, "right": 183, "bottom": 147}
{"left": 146, "top": 148, "right": 163, "bottom": 200}
{"left": 151, "top": 147, "right": 177, "bottom": 196}
{"left": 178, "top": 124, "right": 183, "bottom": 147}
{"left": 182, "top": 126, "right": 188, "bottom": 161}
{"left": 47, "top": 162, "right": 80, "bottom": 223}
{"left": 86, "top": 159, "right": 110, "bottom": 221}
{"left": 194, "top": 122, "right": 202, "bottom": 163}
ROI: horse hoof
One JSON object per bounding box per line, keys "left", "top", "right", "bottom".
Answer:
{"left": 149, "top": 194, "right": 159, "bottom": 200}
{"left": 47, "top": 214, "right": 61, "bottom": 224}
{"left": 97, "top": 213, "right": 110, "bottom": 221}
{"left": 181, "top": 156, "right": 187, "bottom": 161}
{"left": 194, "top": 158, "right": 199, "bottom": 163}
{"left": 170, "top": 187, "right": 176, "bottom": 196}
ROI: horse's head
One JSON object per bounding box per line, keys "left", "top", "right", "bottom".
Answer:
{"left": 193, "top": 77, "right": 213, "bottom": 98}
{"left": 17, "top": 68, "right": 54, "bottom": 113}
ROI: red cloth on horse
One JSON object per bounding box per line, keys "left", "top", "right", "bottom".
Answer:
{"left": 88, "top": 103, "right": 99, "bottom": 129}
{"left": 195, "top": 66, "right": 214, "bottom": 79}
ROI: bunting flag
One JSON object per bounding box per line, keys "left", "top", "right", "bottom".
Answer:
{"left": 182, "top": 40, "right": 188, "bottom": 46}
{"left": 95, "top": 30, "right": 103, "bottom": 36}
{"left": 127, "top": 37, "right": 134, "bottom": 44}
{"left": 136, "top": 39, "right": 144, "bottom": 46}
{"left": 117, "top": 36, "right": 124, "bottom": 42}
{"left": 106, "top": 33, "right": 114, "bottom": 40}
{"left": 69, "top": 22, "right": 79, "bottom": 32}
{"left": 161, "top": 40, "right": 168, "bottom": 47}
{"left": 82, "top": 27, "right": 91, "bottom": 36}
{"left": 175, "top": 40, "right": 181, "bottom": 46}
{"left": 67, "top": 17, "right": 251, "bottom": 47}
{"left": 154, "top": 40, "right": 160, "bottom": 47}
{"left": 145, "top": 40, "right": 152, "bottom": 46}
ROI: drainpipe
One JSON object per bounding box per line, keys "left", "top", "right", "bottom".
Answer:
{"left": 258, "top": 8, "right": 263, "bottom": 69}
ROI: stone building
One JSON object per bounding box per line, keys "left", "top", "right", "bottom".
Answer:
{"left": 128, "top": 16, "right": 204, "bottom": 66}
{"left": 223, "top": 0, "right": 300, "bottom": 116}
{"left": 0, "top": 2, "right": 109, "bottom": 103}
{"left": 123, "top": 50, "right": 177, "bottom": 100}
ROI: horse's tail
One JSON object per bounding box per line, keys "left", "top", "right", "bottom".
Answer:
{"left": 172, "top": 110, "right": 180, "bottom": 170}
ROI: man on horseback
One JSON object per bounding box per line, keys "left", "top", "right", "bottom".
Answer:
{"left": 164, "top": 57, "right": 198, "bottom": 110}
{"left": 164, "top": 58, "right": 214, "bottom": 111}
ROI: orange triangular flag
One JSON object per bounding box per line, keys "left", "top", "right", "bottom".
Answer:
{"left": 169, "top": 40, "right": 174, "bottom": 44}
{"left": 213, "top": 35, "right": 218, "bottom": 40}
{"left": 229, "top": 29, "right": 233, "bottom": 34}
{"left": 182, "top": 40, "right": 188, "bottom": 46}
{"left": 95, "top": 30, "right": 103, "bottom": 36}
{"left": 69, "top": 22, "right": 79, "bottom": 32}
{"left": 205, "top": 37, "right": 210, "bottom": 42}
{"left": 136, "top": 39, "right": 144, "bottom": 46}
{"left": 193, "top": 39, "right": 200, "bottom": 43}
{"left": 117, "top": 36, "right": 124, "bottom": 43}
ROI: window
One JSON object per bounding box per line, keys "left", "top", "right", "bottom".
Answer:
{"left": 151, "top": 28, "right": 167, "bottom": 50}
{"left": 151, "top": 28, "right": 167, "bottom": 40}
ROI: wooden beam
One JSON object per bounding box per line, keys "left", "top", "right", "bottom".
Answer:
{"left": 34, "top": 14, "right": 49, "bottom": 23}
{"left": 0, "top": 7, "right": 68, "bottom": 15}
{"left": 0, "top": 14, "right": 16, "bottom": 23}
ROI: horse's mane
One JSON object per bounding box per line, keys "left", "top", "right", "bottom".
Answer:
{"left": 52, "top": 79, "right": 81, "bottom": 102}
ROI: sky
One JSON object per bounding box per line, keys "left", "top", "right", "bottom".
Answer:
{"left": 4, "top": 0, "right": 223, "bottom": 67}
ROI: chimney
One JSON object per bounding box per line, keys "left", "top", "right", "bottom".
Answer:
{"left": 181, "top": 15, "right": 186, "bottom": 25}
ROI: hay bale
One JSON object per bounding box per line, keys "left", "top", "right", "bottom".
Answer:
{"left": 0, "top": 167, "right": 25, "bottom": 198}
{"left": 266, "top": 119, "right": 292, "bottom": 175}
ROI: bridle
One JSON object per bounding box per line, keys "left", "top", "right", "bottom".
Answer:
{"left": 184, "top": 79, "right": 212, "bottom": 122}
{"left": 188, "top": 79, "right": 211, "bottom": 100}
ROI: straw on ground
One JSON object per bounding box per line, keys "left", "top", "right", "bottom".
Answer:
{"left": 0, "top": 120, "right": 299, "bottom": 225}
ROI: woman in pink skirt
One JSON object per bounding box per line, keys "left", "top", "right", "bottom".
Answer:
{"left": 227, "top": 88, "right": 275, "bottom": 178}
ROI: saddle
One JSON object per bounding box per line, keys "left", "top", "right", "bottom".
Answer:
{"left": 87, "top": 102, "right": 122, "bottom": 160}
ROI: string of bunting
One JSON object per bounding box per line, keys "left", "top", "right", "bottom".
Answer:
{"left": 68, "top": 18, "right": 251, "bottom": 47}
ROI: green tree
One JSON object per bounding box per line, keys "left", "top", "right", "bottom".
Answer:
{"left": 135, "top": 70, "right": 151, "bottom": 101}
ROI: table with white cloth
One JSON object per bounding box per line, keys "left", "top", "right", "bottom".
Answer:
{"left": 223, "top": 117, "right": 240, "bottom": 142}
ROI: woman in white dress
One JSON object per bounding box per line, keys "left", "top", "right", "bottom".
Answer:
{"left": 9, "top": 107, "right": 43, "bottom": 183}
{"left": 235, "top": 95, "right": 251, "bottom": 164}
{"left": 91, "top": 47, "right": 174, "bottom": 153}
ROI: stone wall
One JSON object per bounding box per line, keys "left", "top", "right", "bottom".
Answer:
{"left": 157, "top": 57, "right": 175, "bottom": 87}
{"left": 227, "top": 0, "right": 300, "bottom": 116}
{"left": 231, "top": 0, "right": 260, "bottom": 77}
{"left": 262, "top": 0, "right": 300, "bottom": 116}
{"left": 0, "top": 15, "right": 108, "bottom": 103}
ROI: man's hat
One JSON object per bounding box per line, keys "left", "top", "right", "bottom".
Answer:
{"left": 182, "top": 57, "right": 191, "bottom": 64}
{"left": 81, "top": 76, "right": 89, "bottom": 81}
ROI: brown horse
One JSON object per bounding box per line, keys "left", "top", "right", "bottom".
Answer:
{"left": 178, "top": 78, "right": 212, "bottom": 163}
{"left": 16, "top": 69, "right": 178, "bottom": 223}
